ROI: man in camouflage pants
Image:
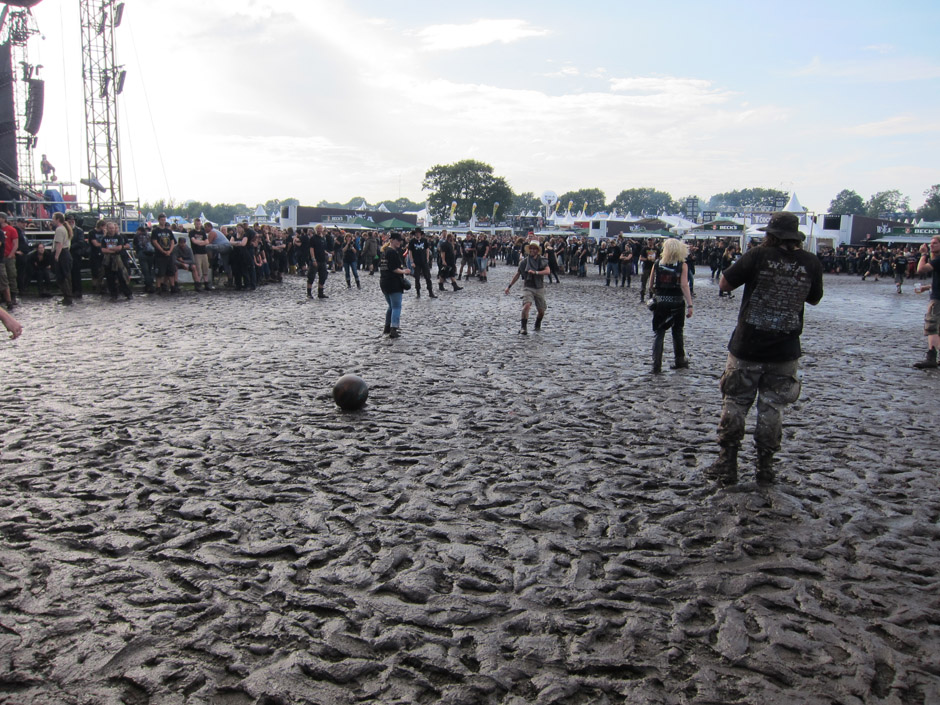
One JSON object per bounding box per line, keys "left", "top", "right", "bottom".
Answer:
{"left": 707, "top": 213, "right": 824, "bottom": 486}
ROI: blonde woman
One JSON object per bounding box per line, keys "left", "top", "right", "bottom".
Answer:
{"left": 647, "top": 238, "right": 693, "bottom": 372}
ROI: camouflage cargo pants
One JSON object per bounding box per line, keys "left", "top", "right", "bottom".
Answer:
{"left": 716, "top": 354, "right": 802, "bottom": 453}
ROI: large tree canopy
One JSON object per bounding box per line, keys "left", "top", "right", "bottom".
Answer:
{"left": 557, "top": 188, "right": 607, "bottom": 215}
{"left": 916, "top": 185, "right": 940, "bottom": 222}
{"left": 706, "top": 187, "right": 788, "bottom": 210}
{"left": 609, "top": 187, "right": 679, "bottom": 217}
{"left": 512, "top": 191, "right": 542, "bottom": 214}
{"left": 865, "top": 189, "right": 911, "bottom": 218}
{"left": 827, "top": 189, "right": 865, "bottom": 216}
{"left": 422, "top": 159, "right": 514, "bottom": 223}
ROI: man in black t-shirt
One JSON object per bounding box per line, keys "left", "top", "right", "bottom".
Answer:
{"left": 151, "top": 214, "right": 177, "bottom": 293}
{"left": 306, "top": 224, "right": 329, "bottom": 298}
{"left": 408, "top": 228, "right": 436, "bottom": 297}
{"left": 101, "top": 221, "right": 132, "bottom": 299}
{"left": 189, "top": 218, "right": 210, "bottom": 291}
{"left": 706, "top": 213, "right": 823, "bottom": 486}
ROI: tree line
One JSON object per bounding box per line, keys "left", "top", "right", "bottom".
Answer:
{"left": 141, "top": 159, "right": 939, "bottom": 224}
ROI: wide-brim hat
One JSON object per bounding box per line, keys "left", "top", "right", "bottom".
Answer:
{"left": 528, "top": 240, "right": 541, "bottom": 248}
{"left": 758, "top": 212, "right": 804, "bottom": 241}
{"left": 388, "top": 232, "right": 404, "bottom": 241}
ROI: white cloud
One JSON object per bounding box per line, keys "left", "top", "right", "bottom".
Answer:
{"left": 542, "top": 65, "right": 580, "bottom": 78}
{"left": 414, "top": 19, "right": 550, "bottom": 52}
{"left": 847, "top": 115, "right": 940, "bottom": 137}
{"left": 795, "top": 55, "right": 940, "bottom": 82}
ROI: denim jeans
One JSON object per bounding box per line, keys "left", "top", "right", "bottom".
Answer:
{"left": 344, "top": 259, "right": 360, "bottom": 284}
{"left": 606, "top": 261, "right": 619, "bottom": 283}
{"left": 385, "top": 292, "right": 403, "bottom": 327}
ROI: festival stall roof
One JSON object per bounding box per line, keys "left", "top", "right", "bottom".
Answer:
{"left": 783, "top": 192, "right": 805, "bottom": 214}
{"left": 691, "top": 219, "right": 745, "bottom": 233}
{"left": 872, "top": 225, "right": 939, "bottom": 244}
{"left": 377, "top": 218, "right": 416, "bottom": 230}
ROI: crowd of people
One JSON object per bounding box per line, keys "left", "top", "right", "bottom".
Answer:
{"left": 4, "top": 209, "right": 939, "bottom": 487}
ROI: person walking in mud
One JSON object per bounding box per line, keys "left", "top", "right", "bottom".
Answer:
{"left": 706, "top": 212, "right": 823, "bottom": 486}
{"left": 647, "top": 238, "right": 693, "bottom": 373}
{"left": 912, "top": 235, "right": 940, "bottom": 369}
{"left": 505, "top": 240, "right": 550, "bottom": 335}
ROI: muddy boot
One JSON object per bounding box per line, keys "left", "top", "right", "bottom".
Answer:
{"left": 913, "top": 348, "right": 938, "bottom": 369}
{"left": 383, "top": 311, "right": 391, "bottom": 335}
{"left": 389, "top": 327, "right": 400, "bottom": 339}
{"left": 519, "top": 318, "right": 528, "bottom": 335}
{"left": 534, "top": 313, "right": 543, "bottom": 331}
{"left": 438, "top": 281, "right": 445, "bottom": 292}
{"left": 318, "top": 288, "right": 328, "bottom": 299}
{"left": 651, "top": 331, "right": 665, "bottom": 373}
{"left": 756, "top": 448, "right": 775, "bottom": 485}
{"left": 672, "top": 332, "right": 689, "bottom": 369}
{"left": 704, "top": 445, "right": 738, "bottom": 485}
{"left": 452, "top": 282, "right": 462, "bottom": 291}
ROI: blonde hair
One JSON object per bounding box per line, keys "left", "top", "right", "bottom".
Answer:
{"left": 660, "top": 238, "right": 688, "bottom": 265}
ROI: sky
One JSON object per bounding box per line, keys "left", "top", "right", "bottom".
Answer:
{"left": 24, "top": 0, "right": 940, "bottom": 214}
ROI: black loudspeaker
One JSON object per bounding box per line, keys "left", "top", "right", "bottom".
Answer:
{"left": 0, "top": 43, "right": 17, "bottom": 181}
{"left": 24, "top": 78, "right": 43, "bottom": 136}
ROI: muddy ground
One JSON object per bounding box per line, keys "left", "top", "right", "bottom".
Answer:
{"left": 0, "top": 265, "right": 937, "bottom": 704}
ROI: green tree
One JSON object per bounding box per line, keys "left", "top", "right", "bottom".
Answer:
{"left": 706, "top": 187, "right": 788, "bottom": 210}
{"left": 557, "top": 188, "right": 606, "bottom": 215}
{"left": 512, "top": 191, "right": 542, "bottom": 214}
{"left": 379, "top": 197, "right": 424, "bottom": 213}
{"left": 422, "top": 159, "right": 514, "bottom": 223}
{"left": 915, "top": 185, "right": 940, "bottom": 222}
{"left": 865, "top": 189, "right": 911, "bottom": 218}
{"left": 610, "top": 187, "right": 679, "bottom": 217}
{"left": 827, "top": 189, "right": 865, "bottom": 215}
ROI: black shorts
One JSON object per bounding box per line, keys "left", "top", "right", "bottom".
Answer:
{"left": 153, "top": 254, "right": 177, "bottom": 278}
{"left": 439, "top": 265, "right": 455, "bottom": 279}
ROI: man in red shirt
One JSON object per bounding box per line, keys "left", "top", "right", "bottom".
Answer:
{"left": 0, "top": 213, "right": 18, "bottom": 308}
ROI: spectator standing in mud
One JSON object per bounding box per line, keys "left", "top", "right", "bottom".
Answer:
{"left": 133, "top": 225, "right": 155, "bottom": 293}
{"left": 206, "top": 222, "right": 231, "bottom": 287}
{"left": 638, "top": 246, "right": 657, "bottom": 301}
{"left": 342, "top": 232, "right": 361, "bottom": 289}
{"left": 189, "top": 218, "right": 211, "bottom": 291}
{"left": 101, "top": 221, "right": 133, "bottom": 300}
{"left": 0, "top": 213, "right": 17, "bottom": 309}
{"left": 505, "top": 240, "right": 550, "bottom": 335}
{"left": 619, "top": 241, "right": 633, "bottom": 287}
{"left": 52, "top": 212, "right": 74, "bottom": 306}
{"left": 407, "top": 228, "right": 436, "bottom": 297}
{"left": 88, "top": 219, "right": 106, "bottom": 294}
{"left": 647, "top": 238, "right": 693, "bottom": 373}
{"left": 706, "top": 212, "right": 823, "bottom": 486}
{"left": 912, "top": 236, "right": 940, "bottom": 369}
{"left": 361, "top": 231, "right": 379, "bottom": 275}
{"left": 307, "top": 224, "right": 329, "bottom": 299}
{"left": 379, "top": 231, "right": 410, "bottom": 338}
{"left": 151, "top": 214, "right": 177, "bottom": 294}
{"left": 436, "top": 230, "right": 462, "bottom": 292}
{"left": 458, "top": 232, "right": 476, "bottom": 280}
{"left": 66, "top": 214, "right": 85, "bottom": 299}
{"left": 892, "top": 250, "right": 909, "bottom": 294}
